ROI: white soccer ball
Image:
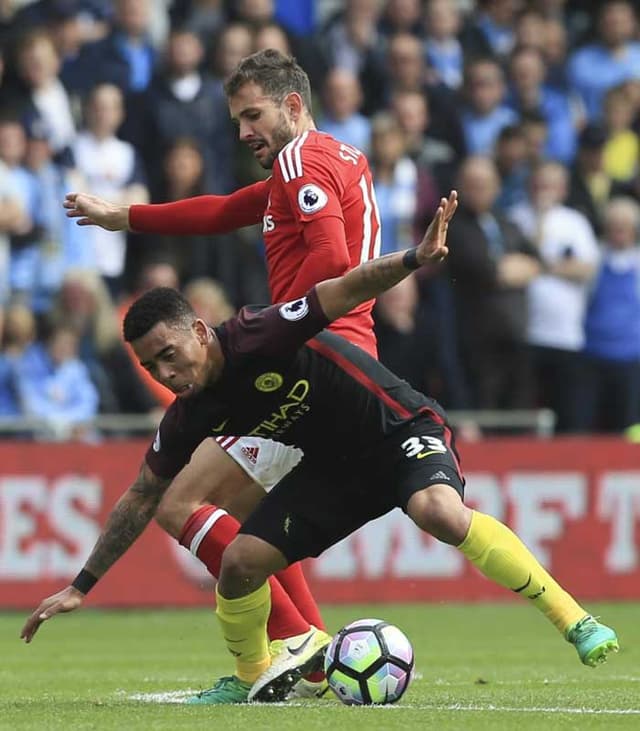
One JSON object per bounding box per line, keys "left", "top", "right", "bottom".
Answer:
{"left": 324, "top": 618, "right": 414, "bottom": 705}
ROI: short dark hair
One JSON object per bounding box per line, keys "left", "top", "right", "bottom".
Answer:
{"left": 123, "top": 287, "right": 195, "bottom": 343}
{"left": 224, "top": 49, "right": 312, "bottom": 111}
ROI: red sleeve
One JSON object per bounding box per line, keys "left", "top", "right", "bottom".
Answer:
{"left": 129, "top": 179, "right": 270, "bottom": 235}
{"left": 276, "top": 141, "right": 350, "bottom": 298}
{"left": 285, "top": 216, "right": 350, "bottom": 298}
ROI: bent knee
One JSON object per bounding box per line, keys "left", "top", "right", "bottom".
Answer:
{"left": 220, "top": 536, "right": 270, "bottom": 584}
{"left": 408, "top": 484, "right": 471, "bottom": 544}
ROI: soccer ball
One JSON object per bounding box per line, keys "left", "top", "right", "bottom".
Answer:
{"left": 324, "top": 618, "right": 414, "bottom": 705}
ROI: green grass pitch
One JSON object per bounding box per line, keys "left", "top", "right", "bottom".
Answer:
{"left": 1, "top": 602, "right": 638, "bottom": 730}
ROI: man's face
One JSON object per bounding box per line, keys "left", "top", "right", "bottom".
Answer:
{"left": 229, "top": 82, "right": 295, "bottom": 168}
{"left": 132, "top": 320, "right": 212, "bottom": 397}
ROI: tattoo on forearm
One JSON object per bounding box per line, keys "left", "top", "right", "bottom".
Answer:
{"left": 348, "top": 251, "right": 409, "bottom": 300}
{"left": 85, "top": 466, "right": 170, "bottom": 578}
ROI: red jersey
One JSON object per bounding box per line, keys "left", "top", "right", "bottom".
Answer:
{"left": 129, "top": 130, "right": 380, "bottom": 356}
{"left": 264, "top": 130, "right": 380, "bottom": 355}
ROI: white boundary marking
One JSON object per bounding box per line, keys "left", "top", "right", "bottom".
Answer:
{"left": 124, "top": 690, "right": 640, "bottom": 714}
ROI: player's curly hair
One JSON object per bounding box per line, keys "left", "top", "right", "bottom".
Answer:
{"left": 123, "top": 287, "right": 195, "bottom": 343}
{"left": 224, "top": 48, "right": 312, "bottom": 111}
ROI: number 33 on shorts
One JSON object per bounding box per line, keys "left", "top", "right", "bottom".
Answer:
{"left": 401, "top": 435, "right": 447, "bottom": 459}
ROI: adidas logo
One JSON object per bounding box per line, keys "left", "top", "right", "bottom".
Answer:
{"left": 241, "top": 446, "right": 260, "bottom": 464}
{"left": 430, "top": 470, "right": 450, "bottom": 481}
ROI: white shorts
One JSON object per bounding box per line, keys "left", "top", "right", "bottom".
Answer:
{"left": 215, "top": 436, "right": 303, "bottom": 492}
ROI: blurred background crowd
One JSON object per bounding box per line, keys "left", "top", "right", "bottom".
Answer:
{"left": 0, "top": 0, "right": 639, "bottom": 440}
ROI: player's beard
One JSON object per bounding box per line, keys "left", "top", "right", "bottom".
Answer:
{"left": 259, "top": 112, "right": 295, "bottom": 169}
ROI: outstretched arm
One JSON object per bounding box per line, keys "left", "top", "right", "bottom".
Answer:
{"left": 316, "top": 192, "right": 457, "bottom": 322}
{"left": 63, "top": 179, "right": 270, "bottom": 234}
{"left": 20, "top": 461, "right": 171, "bottom": 642}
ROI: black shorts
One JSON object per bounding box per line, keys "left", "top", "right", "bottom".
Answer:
{"left": 239, "top": 414, "right": 465, "bottom": 563}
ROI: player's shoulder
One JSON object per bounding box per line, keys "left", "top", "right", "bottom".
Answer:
{"left": 275, "top": 130, "right": 367, "bottom": 183}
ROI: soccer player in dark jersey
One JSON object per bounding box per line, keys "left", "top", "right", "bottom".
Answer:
{"left": 60, "top": 49, "right": 385, "bottom": 698}
{"left": 23, "top": 193, "right": 619, "bottom": 705}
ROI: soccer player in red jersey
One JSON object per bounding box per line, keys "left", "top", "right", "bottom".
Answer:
{"left": 58, "top": 50, "right": 382, "bottom": 698}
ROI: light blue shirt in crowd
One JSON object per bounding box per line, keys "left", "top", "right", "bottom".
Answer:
{"left": 568, "top": 42, "right": 640, "bottom": 121}
{"left": 318, "top": 114, "right": 372, "bottom": 155}
{"left": 461, "top": 106, "right": 518, "bottom": 155}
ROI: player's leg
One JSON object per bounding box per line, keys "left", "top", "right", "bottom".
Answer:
{"left": 218, "top": 461, "right": 391, "bottom": 703}
{"left": 154, "top": 438, "right": 317, "bottom": 643}
{"left": 398, "top": 418, "right": 619, "bottom": 667}
{"left": 156, "top": 436, "right": 324, "bottom": 629}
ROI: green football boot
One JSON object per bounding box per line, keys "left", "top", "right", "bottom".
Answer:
{"left": 565, "top": 615, "right": 619, "bottom": 667}
{"left": 186, "top": 675, "right": 252, "bottom": 704}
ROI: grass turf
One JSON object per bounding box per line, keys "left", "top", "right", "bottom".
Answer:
{"left": 1, "top": 602, "right": 637, "bottom": 730}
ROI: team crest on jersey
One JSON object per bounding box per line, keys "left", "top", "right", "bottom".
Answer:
{"left": 298, "top": 184, "right": 328, "bottom": 214}
{"left": 279, "top": 297, "right": 309, "bottom": 321}
{"left": 255, "top": 372, "right": 284, "bottom": 392}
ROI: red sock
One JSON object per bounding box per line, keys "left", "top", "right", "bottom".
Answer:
{"left": 179, "top": 505, "right": 310, "bottom": 640}
{"left": 275, "top": 563, "right": 325, "bottom": 631}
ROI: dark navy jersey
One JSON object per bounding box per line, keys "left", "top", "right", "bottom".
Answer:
{"left": 145, "top": 287, "right": 441, "bottom": 479}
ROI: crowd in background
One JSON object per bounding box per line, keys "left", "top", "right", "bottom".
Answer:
{"left": 0, "top": 0, "right": 640, "bottom": 440}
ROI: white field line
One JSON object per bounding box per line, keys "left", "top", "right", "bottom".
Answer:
{"left": 124, "top": 691, "right": 640, "bottom": 714}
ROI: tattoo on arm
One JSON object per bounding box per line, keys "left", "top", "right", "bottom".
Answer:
{"left": 84, "top": 463, "right": 171, "bottom": 578}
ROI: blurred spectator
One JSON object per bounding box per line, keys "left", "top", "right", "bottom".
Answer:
{"left": 253, "top": 21, "right": 292, "bottom": 56}
{"left": 390, "top": 89, "right": 459, "bottom": 195}
{"left": 64, "top": 0, "right": 159, "bottom": 96}
{"left": 321, "top": 0, "right": 382, "bottom": 76}
{"left": 15, "top": 322, "right": 99, "bottom": 440}
{"left": 473, "top": 0, "right": 520, "bottom": 61}
{"left": 519, "top": 109, "right": 548, "bottom": 165}
{"left": 118, "top": 258, "right": 179, "bottom": 410}
{"left": 210, "top": 22, "right": 253, "bottom": 81}
{"left": 494, "top": 123, "right": 529, "bottom": 211}
{"left": 507, "top": 45, "right": 577, "bottom": 163}
{"left": 542, "top": 16, "right": 571, "bottom": 91}
{"left": 369, "top": 111, "right": 438, "bottom": 257}
{"left": 568, "top": 1, "right": 640, "bottom": 122}
{"left": 0, "top": 300, "right": 36, "bottom": 419}
{"left": 170, "top": 0, "right": 224, "bottom": 49}
{"left": 133, "top": 26, "right": 234, "bottom": 195}
{"left": 423, "top": 0, "right": 464, "bottom": 91}
{"left": 0, "top": 117, "right": 41, "bottom": 300}
{"left": 602, "top": 84, "right": 640, "bottom": 184}
{"left": 378, "top": 0, "right": 422, "bottom": 39}
{"left": 509, "top": 161, "right": 599, "bottom": 431}
{"left": 567, "top": 123, "right": 627, "bottom": 236}
{"left": 2, "top": 299, "right": 36, "bottom": 358}
{"left": 447, "top": 155, "right": 540, "bottom": 409}
{"left": 318, "top": 67, "right": 371, "bottom": 153}
{"left": 0, "top": 305, "right": 20, "bottom": 418}
{"left": 23, "top": 115, "right": 94, "bottom": 313}
{"left": 513, "top": 7, "right": 546, "bottom": 51}
{"left": 227, "top": 0, "right": 274, "bottom": 28}
{"left": 580, "top": 197, "right": 640, "bottom": 432}
{"left": 382, "top": 32, "right": 465, "bottom": 155}
{"left": 374, "top": 275, "right": 424, "bottom": 388}
{"left": 50, "top": 268, "right": 158, "bottom": 414}
{"left": 0, "top": 157, "right": 28, "bottom": 304}
{"left": 183, "top": 276, "right": 235, "bottom": 324}
{"left": 72, "top": 82, "right": 149, "bottom": 294}
{"left": 145, "top": 137, "right": 247, "bottom": 299}
{"left": 13, "top": 29, "right": 76, "bottom": 157}
{"left": 461, "top": 56, "right": 518, "bottom": 154}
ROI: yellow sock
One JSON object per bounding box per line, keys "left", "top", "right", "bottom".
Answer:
{"left": 215, "top": 582, "right": 272, "bottom": 683}
{"left": 458, "top": 511, "right": 586, "bottom": 634}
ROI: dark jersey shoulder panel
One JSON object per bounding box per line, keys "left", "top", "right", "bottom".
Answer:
{"left": 145, "top": 288, "right": 441, "bottom": 479}
{"left": 145, "top": 288, "right": 329, "bottom": 478}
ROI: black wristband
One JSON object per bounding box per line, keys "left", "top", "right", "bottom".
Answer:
{"left": 402, "top": 248, "right": 421, "bottom": 270}
{"left": 72, "top": 568, "right": 98, "bottom": 595}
